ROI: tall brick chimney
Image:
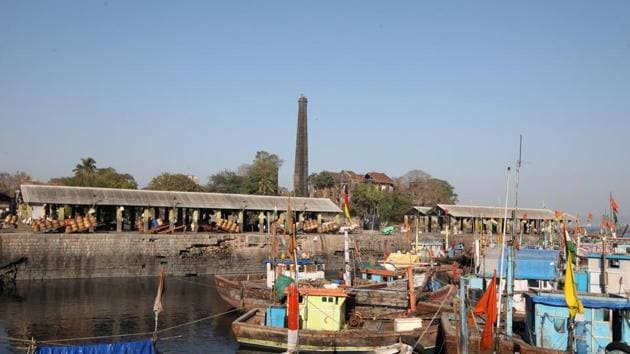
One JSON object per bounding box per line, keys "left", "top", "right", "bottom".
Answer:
{"left": 293, "top": 95, "right": 309, "bottom": 197}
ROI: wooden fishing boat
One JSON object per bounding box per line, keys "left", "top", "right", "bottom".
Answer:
{"left": 439, "top": 312, "right": 565, "bottom": 354}
{"left": 215, "top": 257, "right": 328, "bottom": 309}
{"left": 215, "top": 273, "right": 420, "bottom": 317}
{"left": 232, "top": 287, "right": 434, "bottom": 353}
{"left": 414, "top": 284, "right": 456, "bottom": 316}
{"left": 215, "top": 266, "right": 456, "bottom": 318}
{"left": 214, "top": 273, "right": 270, "bottom": 309}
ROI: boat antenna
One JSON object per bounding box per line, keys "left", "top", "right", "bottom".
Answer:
{"left": 515, "top": 134, "right": 523, "bottom": 246}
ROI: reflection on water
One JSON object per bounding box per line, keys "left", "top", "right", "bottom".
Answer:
{"left": 0, "top": 276, "right": 244, "bottom": 353}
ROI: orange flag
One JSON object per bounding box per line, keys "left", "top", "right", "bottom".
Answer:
{"left": 473, "top": 270, "right": 497, "bottom": 351}
{"left": 611, "top": 196, "right": 620, "bottom": 213}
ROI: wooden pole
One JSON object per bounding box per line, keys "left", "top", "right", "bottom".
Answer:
{"left": 407, "top": 267, "right": 416, "bottom": 314}
{"left": 287, "top": 282, "right": 299, "bottom": 351}
{"left": 405, "top": 215, "right": 411, "bottom": 252}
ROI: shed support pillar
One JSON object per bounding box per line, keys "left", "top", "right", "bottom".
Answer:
{"left": 143, "top": 208, "right": 150, "bottom": 232}
{"left": 116, "top": 206, "right": 123, "bottom": 233}
{"left": 169, "top": 208, "right": 177, "bottom": 228}
{"left": 192, "top": 209, "right": 199, "bottom": 233}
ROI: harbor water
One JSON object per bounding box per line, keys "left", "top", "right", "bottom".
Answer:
{"left": 0, "top": 276, "right": 262, "bottom": 353}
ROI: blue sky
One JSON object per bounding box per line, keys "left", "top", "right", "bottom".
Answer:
{"left": 1, "top": 1, "right": 629, "bottom": 223}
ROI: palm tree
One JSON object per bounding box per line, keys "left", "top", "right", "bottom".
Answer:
{"left": 73, "top": 157, "right": 97, "bottom": 176}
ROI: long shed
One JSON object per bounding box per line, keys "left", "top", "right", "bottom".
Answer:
{"left": 20, "top": 185, "right": 342, "bottom": 214}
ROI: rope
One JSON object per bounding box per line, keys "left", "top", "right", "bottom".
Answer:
{"left": 414, "top": 285, "right": 454, "bottom": 348}
{"left": 170, "top": 277, "right": 219, "bottom": 290}
{"left": 25, "top": 308, "right": 241, "bottom": 345}
{"left": 0, "top": 335, "right": 36, "bottom": 344}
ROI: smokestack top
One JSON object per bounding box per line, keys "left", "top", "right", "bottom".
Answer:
{"left": 298, "top": 95, "right": 307, "bottom": 102}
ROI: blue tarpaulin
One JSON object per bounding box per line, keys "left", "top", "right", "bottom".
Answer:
{"left": 528, "top": 294, "right": 630, "bottom": 310}
{"left": 36, "top": 339, "right": 156, "bottom": 354}
{"left": 478, "top": 248, "right": 560, "bottom": 280}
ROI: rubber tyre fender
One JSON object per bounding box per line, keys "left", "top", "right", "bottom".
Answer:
{"left": 606, "top": 342, "right": 630, "bottom": 353}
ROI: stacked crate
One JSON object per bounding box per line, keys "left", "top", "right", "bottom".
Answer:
{"left": 216, "top": 218, "right": 240, "bottom": 233}
{"left": 317, "top": 222, "right": 339, "bottom": 234}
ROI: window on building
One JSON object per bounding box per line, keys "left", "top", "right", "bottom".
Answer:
{"left": 609, "top": 259, "right": 620, "bottom": 268}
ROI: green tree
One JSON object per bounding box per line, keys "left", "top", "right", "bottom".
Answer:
{"left": 92, "top": 168, "right": 138, "bottom": 189}
{"left": 146, "top": 173, "right": 202, "bottom": 192}
{"left": 350, "top": 183, "right": 385, "bottom": 218}
{"left": 207, "top": 170, "right": 244, "bottom": 194}
{"left": 73, "top": 157, "right": 97, "bottom": 176}
{"left": 379, "top": 190, "right": 413, "bottom": 222}
{"left": 241, "top": 151, "right": 283, "bottom": 195}
{"left": 309, "top": 171, "right": 335, "bottom": 190}
{"left": 0, "top": 171, "right": 34, "bottom": 197}
{"left": 50, "top": 158, "right": 137, "bottom": 189}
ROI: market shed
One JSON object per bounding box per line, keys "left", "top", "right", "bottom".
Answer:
{"left": 405, "top": 206, "right": 433, "bottom": 233}
{"left": 429, "top": 204, "right": 577, "bottom": 235}
{"left": 20, "top": 185, "right": 342, "bottom": 233}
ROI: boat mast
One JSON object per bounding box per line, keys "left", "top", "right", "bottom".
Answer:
{"left": 506, "top": 135, "right": 522, "bottom": 338}
{"left": 496, "top": 166, "right": 511, "bottom": 340}
{"left": 515, "top": 134, "right": 523, "bottom": 247}
{"left": 344, "top": 229, "right": 351, "bottom": 286}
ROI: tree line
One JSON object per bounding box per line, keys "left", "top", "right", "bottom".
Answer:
{"left": 309, "top": 169, "right": 457, "bottom": 223}
{"left": 0, "top": 151, "right": 284, "bottom": 196}
{"left": 1, "top": 156, "right": 457, "bottom": 223}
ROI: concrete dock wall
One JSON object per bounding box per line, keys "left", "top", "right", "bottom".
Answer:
{"left": 0, "top": 232, "right": 410, "bottom": 280}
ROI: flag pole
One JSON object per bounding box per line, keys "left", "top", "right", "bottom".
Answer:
{"left": 153, "top": 268, "right": 165, "bottom": 341}
{"left": 496, "top": 166, "right": 511, "bottom": 343}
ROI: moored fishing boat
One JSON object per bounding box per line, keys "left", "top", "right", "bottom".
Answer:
{"left": 214, "top": 257, "right": 328, "bottom": 309}
{"left": 215, "top": 263, "right": 453, "bottom": 318}
{"left": 232, "top": 286, "right": 431, "bottom": 353}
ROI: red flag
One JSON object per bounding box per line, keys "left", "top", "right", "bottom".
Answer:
{"left": 473, "top": 270, "right": 497, "bottom": 351}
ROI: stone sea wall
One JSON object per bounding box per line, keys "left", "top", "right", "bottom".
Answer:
{"left": 0, "top": 232, "right": 410, "bottom": 280}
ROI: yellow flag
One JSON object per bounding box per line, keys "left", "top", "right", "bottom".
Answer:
{"left": 343, "top": 185, "right": 351, "bottom": 220}
{"left": 564, "top": 254, "right": 584, "bottom": 319}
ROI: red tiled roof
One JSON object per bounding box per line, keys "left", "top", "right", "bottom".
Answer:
{"left": 366, "top": 172, "right": 394, "bottom": 185}
{"left": 333, "top": 170, "right": 363, "bottom": 184}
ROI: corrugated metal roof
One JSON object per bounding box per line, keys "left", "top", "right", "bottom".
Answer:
{"left": 407, "top": 206, "right": 433, "bottom": 215}
{"left": 20, "top": 185, "right": 342, "bottom": 213}
{"left": 434, "top": 204, "right": 577, "bottom": 221}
